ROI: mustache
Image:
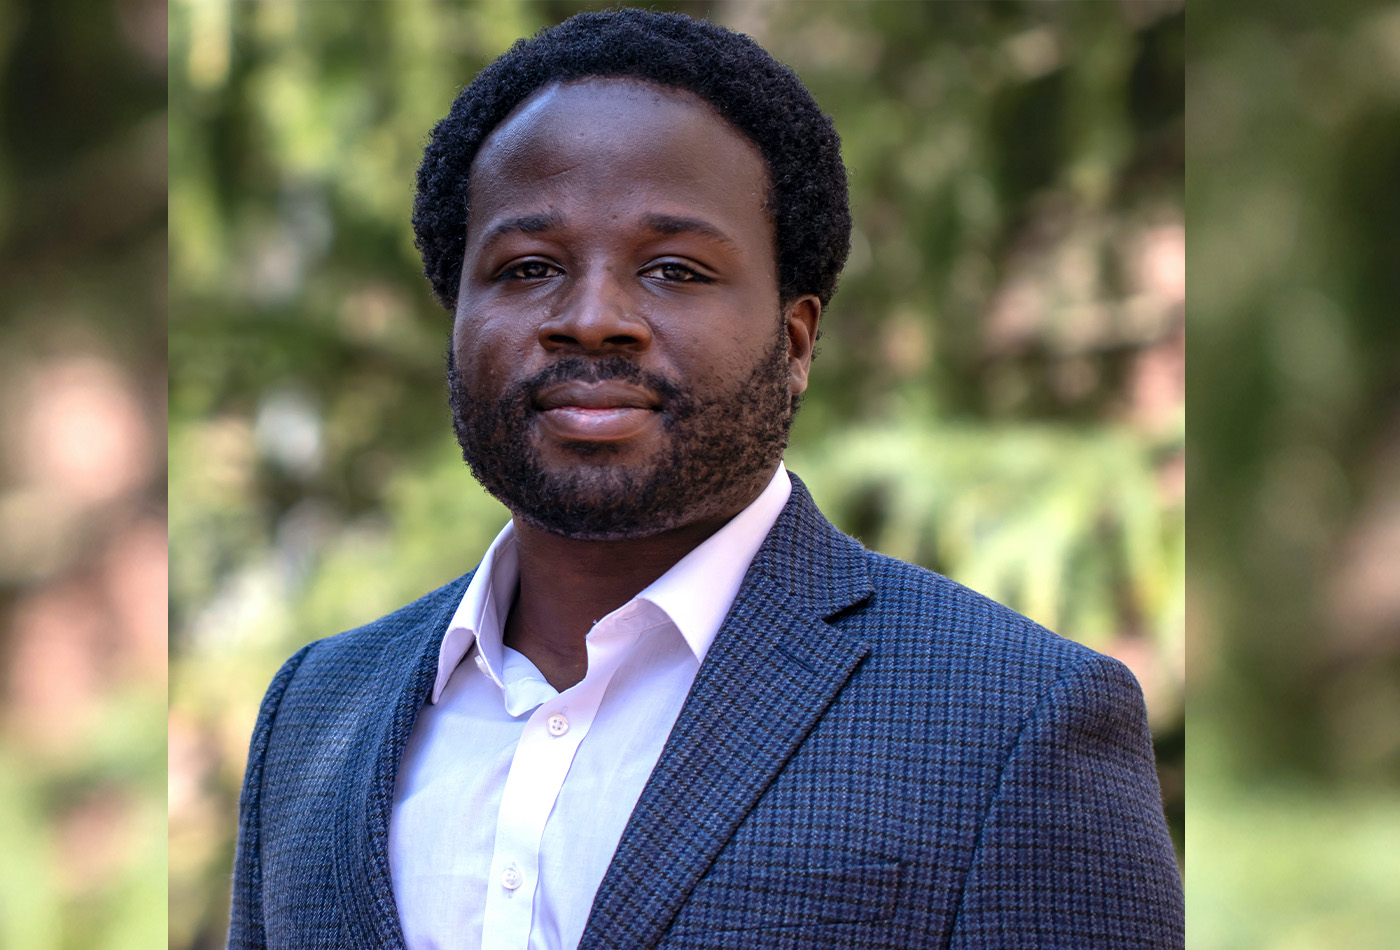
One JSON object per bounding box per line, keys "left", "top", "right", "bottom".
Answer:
{"left": 445, "top": 350, "right": 695, "bottom": 418}
{"left": 521, "top": 357, "right": 682, "bottom": 404}
{"left": 507, "top": 357, "right": 688, "bottom": 415}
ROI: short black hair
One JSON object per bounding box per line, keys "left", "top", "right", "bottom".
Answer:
{"left": 413, "top": 8, "right": 850, "bottom": 312}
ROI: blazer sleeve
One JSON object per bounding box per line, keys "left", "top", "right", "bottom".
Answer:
{"left": 949, "top": 651, "right": 1184, "bottom": 950}
{"left": 227, "top": 644, "right": 313, "bottom": 950}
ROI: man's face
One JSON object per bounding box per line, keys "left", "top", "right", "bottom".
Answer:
{"left": 448, "top": 78, "right": 818, "bottom": 540}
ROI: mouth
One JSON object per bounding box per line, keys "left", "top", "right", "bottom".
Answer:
{"left": 532, "top": 380, "right": 661, "bottom": 443}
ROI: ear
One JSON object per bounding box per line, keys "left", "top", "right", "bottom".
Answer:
{"left": 783, "top": 295, "right": 821, "bottom": 396}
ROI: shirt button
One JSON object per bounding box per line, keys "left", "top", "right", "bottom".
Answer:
{"left": 547, "top": 714, "right": 569, "bottom": 737}
{"left": 474, "top": 652, "right": 488, "bottom": 673}
{"left": 501, "top": 865, "right": 522, "bottom": 890}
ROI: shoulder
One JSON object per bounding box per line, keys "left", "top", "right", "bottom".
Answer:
{"left": 770, "top": 476, "right": 1138, "bottom": 717}
{"left": 842, "top": 547, "right": 1142, "bottom": 728}
{"left": 241, "top": 571, "right": 475, "bottom": 801}
{"left": 859, "top": 549, "right": 1104, "bottom": 664}
{"left": 265, "top": 570, "right": 474, "bottom": 712}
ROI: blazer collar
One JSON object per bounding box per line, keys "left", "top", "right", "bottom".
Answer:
{"left": 579, "top": 474, "right": 874, "bottom": 949}
{"left": 330, "top": 571, "right": 474, "bottom": 950}
{"left": 746, "top": 472, "right": 874, "bottom": 620}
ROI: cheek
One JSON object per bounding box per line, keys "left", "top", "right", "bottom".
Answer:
{"left": 451, "top": 315, "right": 531, "bottom": 392}
{"left": 649, "top": 297, "right": 777, "bottom": 361}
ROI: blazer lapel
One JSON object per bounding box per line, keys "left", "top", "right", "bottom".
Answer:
{"left": 331, "top": 574, "right": 472, "bottom": 950}
{"left": 579, "top": 478, "right": 874, "bottom": 949}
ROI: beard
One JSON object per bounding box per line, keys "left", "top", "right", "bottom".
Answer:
{"left": 447, "top": 330, "right": 796, "bottom": 540}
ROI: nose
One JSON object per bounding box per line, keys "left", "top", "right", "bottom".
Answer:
{"left": 537, "top": 268, "right": 652, "bottom": 354}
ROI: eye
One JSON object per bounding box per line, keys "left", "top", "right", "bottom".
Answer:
{"left": 641, "top": 260, "right": 712, "bottom": 283}
{"left": 497, "top": 259, "right": 561, "bottom": 281}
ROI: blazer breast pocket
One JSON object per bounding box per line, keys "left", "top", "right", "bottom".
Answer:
{"left": 669, "top": 860, "right": 902, "bottom": 934}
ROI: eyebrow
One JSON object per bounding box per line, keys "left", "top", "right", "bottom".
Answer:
{"left": 642, "top": 213, "right": 741, "bottom": 252}
{"left": 479, "top": 210, "right": 742, "bottom": 251}
{"left": 482, "top": 211, "right": 566, "bottom": 243}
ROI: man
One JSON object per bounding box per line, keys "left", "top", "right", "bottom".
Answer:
{"left": 229, "top": 9, "right": 1184, "bottom": 949}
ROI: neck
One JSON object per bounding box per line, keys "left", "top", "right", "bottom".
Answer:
{"left": 502, "top": 471, "right": 775, "bottom": 690}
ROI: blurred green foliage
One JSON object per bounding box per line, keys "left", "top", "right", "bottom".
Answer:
{"left": 1187, "top": 2, "right": 1400, "bottom": 946}
{"left": 1190, "top": 0, "right": 1400, "bottom": 780}
{"left": 0, "top": 0, "right": 166, "bottom": 948}
{"left": 169, "top": 2, "right": 1185, "bottom": 948}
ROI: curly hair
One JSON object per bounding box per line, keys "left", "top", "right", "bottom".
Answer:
{"left": 413, "top": 8, "right": 850, "bottom": 312}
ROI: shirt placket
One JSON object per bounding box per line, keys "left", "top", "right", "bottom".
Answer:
{"left": 478, "top": 610, "right": 647, "bottom": 949}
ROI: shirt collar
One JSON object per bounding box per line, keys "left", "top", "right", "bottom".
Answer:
{"left": 635, "top": 463, "right": 790, "bottom": 664}
{"left": 430, "top": 463, "right": 792, "bottom": 704}
{"left": 432, "top": 526, "right": 518, "bottom": 703}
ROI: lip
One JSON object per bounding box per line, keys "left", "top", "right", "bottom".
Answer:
{"left": 533, "top": 380, "right": 661, "bottom": 442}
{"left": 534, "top": 380, "right": 660, "bottom": 411}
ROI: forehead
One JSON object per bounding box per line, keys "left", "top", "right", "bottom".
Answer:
{"left": 466, "top": 78, "right": 771, "bottom": 232}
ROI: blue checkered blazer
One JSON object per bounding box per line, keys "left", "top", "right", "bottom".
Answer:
{"left": 229, "top": 476, "right": 1184, "bottom": 948}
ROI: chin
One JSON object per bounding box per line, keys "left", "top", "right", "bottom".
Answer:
{"left": 492, "top": 457, "right": 757, "bottom": 541}
{"left": 512, "top": 507, "right": 688, "bottom": 542}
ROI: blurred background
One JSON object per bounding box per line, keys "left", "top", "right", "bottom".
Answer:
{"left": 0, "top": 0, "right": 167, "bottom": 947}
{"left": 0, "top": 0, "right": 1360, "bottom": 947}
{"left": 1187, "top": 1, "right": 1400, "bottom": 945}
{"left": 167, "top": 2, "right": 1185, "bottom": 946}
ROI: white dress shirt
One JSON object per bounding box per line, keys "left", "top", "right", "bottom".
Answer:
{"left": 389, "top": 464, "right": 792, "bottom": 950}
